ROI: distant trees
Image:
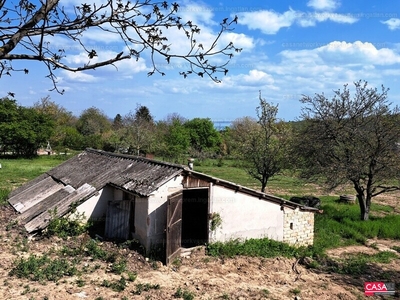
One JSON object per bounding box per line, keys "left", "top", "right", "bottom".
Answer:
{"left": 184, "top": 118, "right": 221, "bottom": 155}
{"left": 232, "top": 93, "right": 291, "bottom": 192}
{"left": 294, "top": 81, "right": 400, "bottom": 220}
{"left": 156, "top": 114, "right": 190, "bottom": 162}
{"left": 0, "top": 97, "right": 54, "bottom": 157}
{"left": 33, "top": 96, "right": 79, "bottom": 151}
{"left": 76, "top": 107, "right": 111, "bottom": 149}
{"left": 122, "top": 105, "right": 155, "bottom": 155}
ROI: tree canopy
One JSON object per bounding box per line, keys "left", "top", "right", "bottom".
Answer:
{"left": 232, "top": 93, "right": 291, "bottom": 192}
{"left": 0, "top": 0, "right": 241, "bottom": 92}
{"left": 0, "top": 97, "right": 54, "bottom": 157}
{"left": 295, "top": 80, "right": 400, "bottom": 220}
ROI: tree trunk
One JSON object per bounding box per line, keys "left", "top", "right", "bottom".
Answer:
{"left": 358, "top": 194, "right": 370, "bottom": 221}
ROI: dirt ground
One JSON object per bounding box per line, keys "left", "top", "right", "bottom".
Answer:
{"left": 0, "top": 197, "right": 399, "bottom": 300}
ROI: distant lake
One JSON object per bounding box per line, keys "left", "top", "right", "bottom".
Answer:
{"left": 213, "top": 120, "right": 232, "bottom": 130}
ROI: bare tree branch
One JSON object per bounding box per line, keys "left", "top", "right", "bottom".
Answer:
{"left": 0, "top": 0, "right": 242, "bottom": 91}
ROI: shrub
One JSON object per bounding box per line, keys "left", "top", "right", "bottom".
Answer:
{"left": 9, "top": 254, "right": 77, "bottom": 282}
{"left": 46, "top": 207, "right": 90, "bottom": 239}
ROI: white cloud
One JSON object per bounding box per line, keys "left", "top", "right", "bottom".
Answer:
{"left": 237, "top": 9, "right": 297, "bottom": 34}
{"left": 307, "top": 0, "right": 339, "bottom": 11}
{"left": 317, "top": 41, "right": 400, "bottom": 65}
{"left": 61, "top": 71, "right": 98, "bottom": 83}
{"left": 381, "top": 18, "right": 400, "bottom": 30}
{"left": 240, "top": 69, "right": 275, "bottom": 86}
{"left": 311, "top": 12, "right": 357, "bottom": 24}
{"left": 220, "top": 32, "right": 255, "bottom": 52}
{"left": 177, "top": 2, "right": 216, "bottom": 26}
{"left": 237, "top": 8, "right": 357, "bottom": 34}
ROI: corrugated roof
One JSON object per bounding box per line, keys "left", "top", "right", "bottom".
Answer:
{"left": 7, "top": 149, "right": 186, "bottom": 233}
{"left": 46, "top": 148, "right": 185, "bottom": 195}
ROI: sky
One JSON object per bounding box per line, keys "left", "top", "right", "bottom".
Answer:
{"left": 2, "top": 0, "right": 400, "bottom": 122}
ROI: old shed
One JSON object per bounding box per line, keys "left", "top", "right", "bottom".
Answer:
{"left": 8, "top": 149, "right": 317, "bottom": 263}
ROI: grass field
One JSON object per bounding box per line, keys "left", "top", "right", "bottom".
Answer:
{"left": 1, "top": 154, "right": 400, "bottom": 256}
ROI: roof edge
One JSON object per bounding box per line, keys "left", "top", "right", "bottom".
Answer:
{"left": 184, "top": 170, "right": 319, "bottom": 212}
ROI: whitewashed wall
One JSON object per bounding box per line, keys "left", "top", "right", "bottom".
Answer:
{"left": 75, "top": 185, "right": 113, "bottom": 221}
{"left": 209, "top": 185, "right": 284, "bottom": 243}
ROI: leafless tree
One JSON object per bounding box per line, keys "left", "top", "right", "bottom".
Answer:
{"left": 0, "top": 0, "right": 241, "bottom": 93}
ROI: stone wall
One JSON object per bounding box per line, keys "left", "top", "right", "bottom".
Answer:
{"left": 282, "top": 208, "right": 314, "bottom": 246}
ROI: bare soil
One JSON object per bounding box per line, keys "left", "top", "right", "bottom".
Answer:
{"left": 0, "top": 197, "right": 399, "bottom": 300}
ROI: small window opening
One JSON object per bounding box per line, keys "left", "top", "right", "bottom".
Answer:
{"left": 290, "top": 222, "right": 293, "bottom": 230}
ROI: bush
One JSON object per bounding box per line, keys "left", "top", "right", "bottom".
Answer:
{"left": 46, "top": 207, "right": 90, "bottom": 239}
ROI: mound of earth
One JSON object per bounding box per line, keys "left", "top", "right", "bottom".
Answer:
{"left": 0, "top": 204, "right": 399, "bottom": 299}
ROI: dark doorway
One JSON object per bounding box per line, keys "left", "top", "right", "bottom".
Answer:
{"left": 181, "top": 188, "right": 209, "bottom": 248}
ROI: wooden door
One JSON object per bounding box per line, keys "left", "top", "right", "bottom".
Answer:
{"left": 166, "top": 190, "right": 183, "bottom": 265}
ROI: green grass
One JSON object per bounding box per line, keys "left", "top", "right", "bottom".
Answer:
{"left": 195, "top": 161, "right": 261, "bottom": 188}
{"left": 0, "top": 155, "right": 71, "bottom": 191}
{"left": 207, "top": 238, "right": 302, "bottom": 258}
{"left": 314, "top": 196, "right": 400, "bottom": 251}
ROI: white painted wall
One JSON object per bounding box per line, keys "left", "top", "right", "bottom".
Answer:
{"left": 75, "top": 186, "right": 113, "bottom": 222}
{"left": 209, "top": 185, "right": 284, "bottom": 243}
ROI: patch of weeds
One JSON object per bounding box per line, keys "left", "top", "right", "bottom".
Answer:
{"left": 369, "top": 251, "right": 398, "bottom": 263}
{"left": 84, "top": 239, "right": 109, "bottom": 260}
{"left": 0, "top": 188, "right": 11, "bottom": 206}
{"left": 6, "top": 220, "right": 18, "bottom": 231}
{"left": 46, "top": 207, "right": 90, "bottom": 239}
{"left": 101, "top": 276, "right": 127, "bottom": 292}
{"left": 171, "top": 257, "right": 182, "bottom": 269}
{"left": 324, "top": 251, "right": 397, "bottom": 276}
{"left": 14, "top": 237, "right": 30, "bottom": 252}
{"left": 289, "top": 288, "right": 301, "bottom": 295}
{"left": 95, "top": 297, "right": 104, "bottom": 300}
{"left": 21, "top": 284, "right": 31, "bottom": 295}
{"left": 207, "top": 237, "right": 300, "bottom": 258}
{"left": 391, "top": 246, "right": 400, "bottom": 253}
{"left": 127, "top": 271, "right": 137, "bottom": 282}
{"left": 76, "top": 277, "right": 86, "bottom": 287}
{"left": 9, "top": 254, "right": 77, "bottom": 283}
{"left": 219, "top": 292, "right": 230, "bottom": 299}
{"left": 58, "top": 245, "right": 81, "bottom": 257}
{"left": 369, "top": 242, "right": 379, "bottom": 250}
{"left": 132, "top": 283, "right": 161, "bottom": 295}
{"left": 111, "top": 258, "right": 127, "bottom": 274}
{"left": 173, "top": 287, "right": 195, "bottom": 300}
{"left": 261, "top": 289, "right": 270, "bottom": 296}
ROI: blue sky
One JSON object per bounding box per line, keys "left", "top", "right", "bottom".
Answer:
{"left": 2, "top": 0, "right": 400, "bottom": 121}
